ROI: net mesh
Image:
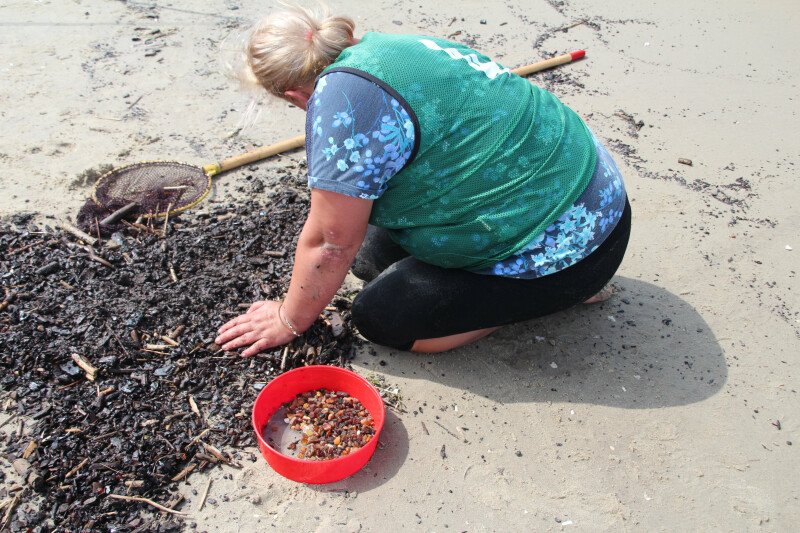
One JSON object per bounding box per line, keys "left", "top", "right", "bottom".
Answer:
{"left": 94, "top": 162, "right": 209, "bottom": 211}
{"left": 77, "top": 162, "right": 211, "bottom": 236}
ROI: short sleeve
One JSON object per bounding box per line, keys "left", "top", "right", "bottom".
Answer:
{"left": 305, "top": 71, "right": 417, "bottom": 200}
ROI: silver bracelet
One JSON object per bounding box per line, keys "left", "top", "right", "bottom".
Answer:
{"left": 278, "top": 302, "right": 302, "bottom": 337}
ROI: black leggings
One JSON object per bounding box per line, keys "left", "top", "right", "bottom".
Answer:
{"left": 351, "top": 199, "right": 631, "bottom": 350}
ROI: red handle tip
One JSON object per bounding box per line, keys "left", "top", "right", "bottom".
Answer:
{"left": 570, "top": 50, "right": 586, "bottom": 61}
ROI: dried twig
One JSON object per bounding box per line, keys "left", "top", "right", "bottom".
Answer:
{"left": 188, "top": 395, "right": 201, "bottom": 419}
{"left": 71, "top": 353, "right": 98, "bottom": 381}
{"left": 1, "top": 493, "right": 21, "bottom": 530}
{"left": 171, "top": 462, "right": 196, "bottom": 482}
{"left": 200, "top": 441, "right": 241, "bottom": 468}
{"left": 22, "top": 440, "right": 37, "bottom": 459}
{"left": 140, "top": 348, "right": 170, "bottom": 356}
{"left": 65, "top": 457, "right": 89, "bottom": 478}
{"left": 197, "top": 478, "right": 212, "bottom": 511}
{"left": 126, "top": 95, "right": 144, "bottom": 109}
{"left": 162, "top": 203, "right": 173, "bottom": 237}
{"left": 432, "top": 420, "right": 460, "bottom": 440}
{"left": 556, "top": 18, "right": 587, "bottom": 32}
{"left": 167, "top": 494, "right": 185, "bottom": 510}
{"left": 144, "top": 344, "right": 171, "bottom": 351}
{"left": 73, "top": 244, "right": 113, "bottom": 268}
{"left": 0, "top": 413, "right": 19, "bottom": 430}
{"left": 188, "top": 428, "right": 211, "bottom": 447}
{"left": 280, "top": 346, "right": 289, "bottom": 371}
{"left": 107, "top": 494, "right": 188, "bottom": 517}
{"left": 160, "top": 335, "right": 179, "bottom": 347}
{"left": 121, "top": 220, "right": 161, "bottom": 236}
{"left": 60, "top": 221, "right": 97, "bottom": 246}
{"left": 100, "top": 202, "right": 138, "bottom": 226}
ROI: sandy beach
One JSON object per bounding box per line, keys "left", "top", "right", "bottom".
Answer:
{"left": 1, "top": 0, "right": 799, "bottom": 531}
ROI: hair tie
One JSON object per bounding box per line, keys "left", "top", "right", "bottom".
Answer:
{"left": 304, "top": 29, "right": 314, "bottom": 42}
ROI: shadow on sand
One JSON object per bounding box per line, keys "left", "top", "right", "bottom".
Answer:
{"left": 361, "top": 277, "right": 726, "bottom": 409}
{"left": 311, "top": 277, "right": 725, "bottom": 490}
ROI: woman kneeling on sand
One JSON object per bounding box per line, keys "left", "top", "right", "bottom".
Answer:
{"left": 215, "top": 5, "right": 630, "bottom": 355}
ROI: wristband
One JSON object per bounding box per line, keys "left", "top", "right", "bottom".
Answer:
{"left": 278, "top": 302, "right": 302, "bottom": 337}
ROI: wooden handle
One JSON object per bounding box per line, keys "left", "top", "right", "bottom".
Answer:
{"left": 511, "top": 50, "right": 585, "bottom": 77}
{"left": 202, "top": 50, "right": 585, "bottom": 177}
{"left": 203, "top": 134, "right": 306, "bottom": 176}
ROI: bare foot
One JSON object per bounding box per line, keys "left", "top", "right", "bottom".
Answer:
{"left": 583, "top": 284, "right": 615, "bottom": 304}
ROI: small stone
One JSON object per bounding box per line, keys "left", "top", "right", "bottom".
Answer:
{"left": 27, "top": 470, "right": 45, "bottom": 491}
{"left": 12, "top": 458, "right": 31, "bottom": 476}
{"left": 786, "top": 245, "right": 793, "bottom": 251}
{"left": 515, "top": 450, "right": 522, "bottom": 457}
{"left": 480, "top": 19, "right": 487, "bottom": 24}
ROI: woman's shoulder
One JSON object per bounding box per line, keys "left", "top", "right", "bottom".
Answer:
{"left": 306, "top": 70, "right": 417, "bottom": 200}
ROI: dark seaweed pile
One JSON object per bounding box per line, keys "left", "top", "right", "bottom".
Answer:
{"left": 0, "top": 189, "right": 360, "bottom": 532}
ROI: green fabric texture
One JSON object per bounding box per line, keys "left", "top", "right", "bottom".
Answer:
{"left": 324, "top": 32, "right": 597, "bottom": 270}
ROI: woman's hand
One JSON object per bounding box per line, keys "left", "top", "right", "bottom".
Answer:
{"left": 216, "top": 189, "right": 372, "bottom": 358}
{"left": 215, "top": 300, "right": 296, "bottom": 357}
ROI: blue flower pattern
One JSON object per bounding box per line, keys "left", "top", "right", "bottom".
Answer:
{"left": 306, "top": 72, "right": 626, "bottom": 279}
{"left": 477, "top": 135, "right": 627, "bottom": 278}
{"left": 307, "top": 72, "right": 415, "bottom": 200}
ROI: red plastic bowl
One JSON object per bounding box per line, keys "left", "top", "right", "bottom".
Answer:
{"left": 252, "top": 365, "right": 385, "bottom": 484}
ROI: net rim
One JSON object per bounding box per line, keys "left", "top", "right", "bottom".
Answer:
{"left": 91, "top": 160, "right": 213, "bottom": 219}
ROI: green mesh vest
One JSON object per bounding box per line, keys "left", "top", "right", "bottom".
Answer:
{"left": 323, "top": 32, "right": 596, "bottom": 270}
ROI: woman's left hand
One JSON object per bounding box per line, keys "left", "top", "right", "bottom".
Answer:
{"left": 215, "top": 300, "right": 296, "bottom": 357}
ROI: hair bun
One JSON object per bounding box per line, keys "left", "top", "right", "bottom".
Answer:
{"left": 242, "top": 4, "right": 355, "bottom": 97}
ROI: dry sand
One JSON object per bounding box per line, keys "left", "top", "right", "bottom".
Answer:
{"left": 1, "top": 0, "right": 799, "bottom": 531}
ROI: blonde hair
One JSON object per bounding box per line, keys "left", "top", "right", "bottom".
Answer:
{"left": 238, "top": 3, "right": 355, "bottom": 97}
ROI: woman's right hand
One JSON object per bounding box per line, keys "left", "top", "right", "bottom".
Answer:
{"left": 215, "top": 300, "right": 297, "bottom": 357}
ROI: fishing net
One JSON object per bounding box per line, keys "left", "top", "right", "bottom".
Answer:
{"left": 77, "top": 161, "right": 211, "bottom": 236}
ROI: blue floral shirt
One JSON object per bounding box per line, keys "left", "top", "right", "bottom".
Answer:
{"left": 306, "top": 71, "right": 627, "bottom": 279}
{"left": 306, "top": 72, "right": 415, "bottom": 199}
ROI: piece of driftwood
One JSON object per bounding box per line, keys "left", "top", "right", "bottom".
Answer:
{"left": 71, "top": 354, "right": 98, "bottom": 381}
{"left": 60, "top": 222, "right": 97, "bottom": 246}
{"left": 107, "top": 494, "right": 188, "bottom": 516}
